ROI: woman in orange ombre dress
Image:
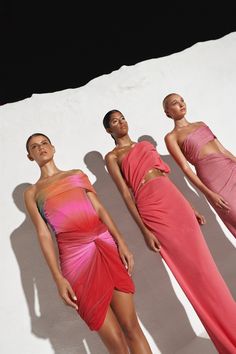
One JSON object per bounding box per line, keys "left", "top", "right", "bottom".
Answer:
{"left": 102, "top": 109, "right": 236, "bottom": 354}
{"left": 24, "top": 132, "right": 153, "bottom": 354}
{"left": 163, "top": 92, "right": 236, "bottom": 239}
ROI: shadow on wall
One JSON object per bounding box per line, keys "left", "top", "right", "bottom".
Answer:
{"left": 83, "top": 150, "right": 217, "bottom": 354}
{"left": 10, "top": 183, "right": 106, "bottom": 354}
{"left": 12, "top": 141, "right": 234, "bottom": 354}
{"left": 9, "top": 135, "right": 236, "bottom": 353}
{"left": 138, "top": 135, "right": 236, "bottom": 298}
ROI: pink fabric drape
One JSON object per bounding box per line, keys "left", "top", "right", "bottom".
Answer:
{"left": 121, "top": 141, "right": 236, "bottom": 353}
{"left": 182, "top": 124, "right": 236, "bottom": 238}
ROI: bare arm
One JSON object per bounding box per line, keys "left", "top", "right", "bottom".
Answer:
{"left": 24, "top": 187, "right": 78, "bottom": 309}
{"left": 87, "top": 191, "right": 134, "bottom": 274}
{"left": 165, "top": 133, "right": 230, "bottom": 211}
{"left": 105, "top": 152, "right": 161, "bottom": 252}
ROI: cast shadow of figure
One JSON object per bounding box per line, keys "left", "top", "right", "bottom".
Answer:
{"left": 10, "top": 183, "right": 106, "bottom": 354}
{"left": 84, "top": 151, "right": 217, "bottom": 354}
{"left": 138, "top": 135, "right": 236, "bottom": 299}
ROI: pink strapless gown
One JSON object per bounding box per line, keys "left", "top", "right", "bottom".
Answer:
{"left": 121, "top": 141, "right": 236, "bottom": 354}
{"left": 182, "top": 123, "right": 236, "bottom": 238}
{"left": 37, "top": 172, "right": 134, "bottom": 331}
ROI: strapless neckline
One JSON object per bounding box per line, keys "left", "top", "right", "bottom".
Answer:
{"left": 120, "top": 142, "right": 138, "bottom": 169}
{"left": 181, "top": 124, "right": 208, "bottom": 150}
{"left": 35, "top": 172, "right": 83, "bottom": 201}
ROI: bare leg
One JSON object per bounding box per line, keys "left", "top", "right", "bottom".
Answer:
{"left": 98, "top": 306, "right": 130, "bottom": 354}
{"left": 111, "top": 290, "right": 153, "bottom": 354}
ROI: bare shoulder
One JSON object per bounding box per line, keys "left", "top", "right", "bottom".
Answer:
{"left": 71, "top": 168, "right": 84, "bottom": 175}
{"left": 24, "top": 183, "right": 36, "bottom": 200}
{"left": 164, "top": 130, "right": 177, "bottom": 143}
{"left": 195, "top": 120, "right": 206, "bottom": 126}
{"left": 104, "top": 149, "right": 117, "bottom": 163}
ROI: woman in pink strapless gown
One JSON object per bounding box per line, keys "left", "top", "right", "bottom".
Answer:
{"left": 103, "top": 109, "right": 236, "bottom": 354}
{"left": 24, "top": 133, "right": 153, "bottom": 354}
{"left": 163, "top": 92, "right": 236, "bottom": 239}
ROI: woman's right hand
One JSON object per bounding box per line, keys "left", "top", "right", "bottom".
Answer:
{"left": 208, "top": 191, "right": 230, "bottom": 211}
{"left": 143, "top": 229, "right": 161, "bottom": 252}
{"left": 56, "top": 276, "right": 78, "bottom": 310}
{"left": 117, "top": 240, "right": 134, "bottom": 276}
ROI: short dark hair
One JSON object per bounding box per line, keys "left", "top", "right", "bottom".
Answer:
{"left": 103, "top": 109, "right": 121, "bottom": 129}
{"left": 26, "top": 133, "right": 51, "bottom": 153}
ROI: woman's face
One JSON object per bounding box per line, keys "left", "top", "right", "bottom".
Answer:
{"left": 107, "top": 112, "right": 128, "bottom": 138}
{"left": 164, "top": 94, "right": 187, "bottom": 120}
{"left": 27, "top": 135, "right": 55, "bottom": 165}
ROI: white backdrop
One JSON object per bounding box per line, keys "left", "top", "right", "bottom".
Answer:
{"left": 1, "top": 32, "right": 236, "bottom": 354}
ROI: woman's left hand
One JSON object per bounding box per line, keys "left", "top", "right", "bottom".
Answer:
{"left": 117, "top": 240, "right": 134, "bottom": 276}
{"left": 193, "top": 208, "right": 206, "bottom": 225}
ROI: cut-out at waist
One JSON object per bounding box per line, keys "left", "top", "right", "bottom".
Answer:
{"left": 196, "top": 140, "right": 221, "bottom": 160}
{"left": 139, "top": 168, "right": 166, "bottom": 190}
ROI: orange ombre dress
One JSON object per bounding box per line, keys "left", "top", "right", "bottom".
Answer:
{"left": 36, "top": 171, "right": 134, "bottom": 331}
{"left": 121, "top": 141, "right": 236, "bottom": 354}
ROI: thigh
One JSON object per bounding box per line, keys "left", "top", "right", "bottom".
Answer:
{"left": 111, "top": 290, "right": 139, "bottom": 327}
{"left": 98, "top": 305, "right": 128, "bottom": 353}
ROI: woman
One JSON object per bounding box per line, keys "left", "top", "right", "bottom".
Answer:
{"left": 24, "top": 133, "right": 153, "bottom": 354}
{"left": 102, "top": 109, "right": 236, "bottom": 353}
{"left": 163, "top": 92, "right": 236, "bottom": 239}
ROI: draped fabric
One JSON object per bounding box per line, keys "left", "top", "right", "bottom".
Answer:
{"left": 182, "top": 124, "right": 236, "bottom": 238}
{"left": 37, "top": 172, "right": 134, "bottom": 331}
{"left": 181, "top": 124, "right": 216, "bottom": 164}
{"left": 121, "top": 141, "right": 236, "bottom": 354}
{"left": 121, "top": 141, "right": 170, "bottom": 198}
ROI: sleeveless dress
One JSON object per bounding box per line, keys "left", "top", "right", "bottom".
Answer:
{"left": 121, "top": 141, "right": 236, "bottom": 354}
{"left": 36, "top": 172, "right": 135, "bottom": 331}
{"left": 182, "top": 123, "right": 236, "bottom": 238}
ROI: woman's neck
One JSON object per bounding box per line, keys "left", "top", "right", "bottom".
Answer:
{"left": 39, "top": 161, "right": 62, "bottom": 179}
{"left": 174, "top": 117, "right": 191, "bottom": 129}
{"left": 115, "top": 135, "right": 134, "bottom": 148}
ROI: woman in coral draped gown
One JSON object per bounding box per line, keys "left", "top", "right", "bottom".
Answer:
{"left": 102, "top": 109, "right": 236, "bottom": 354}
{"left": 24, "top": 133, "right": 153, "bottom": 354}
{"left": 163, "top": 92, "right": 236, "bottom": 239}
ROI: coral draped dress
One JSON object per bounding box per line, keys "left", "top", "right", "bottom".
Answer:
{"left": 36, "top": 171, "right": 134, "bottom": 331}
{"left": 121, "top": 141, "right": 236, "bottom": 354}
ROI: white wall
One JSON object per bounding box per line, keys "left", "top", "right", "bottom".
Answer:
{"left": 1, "top": 32, "right": 236, "bottom": 354}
